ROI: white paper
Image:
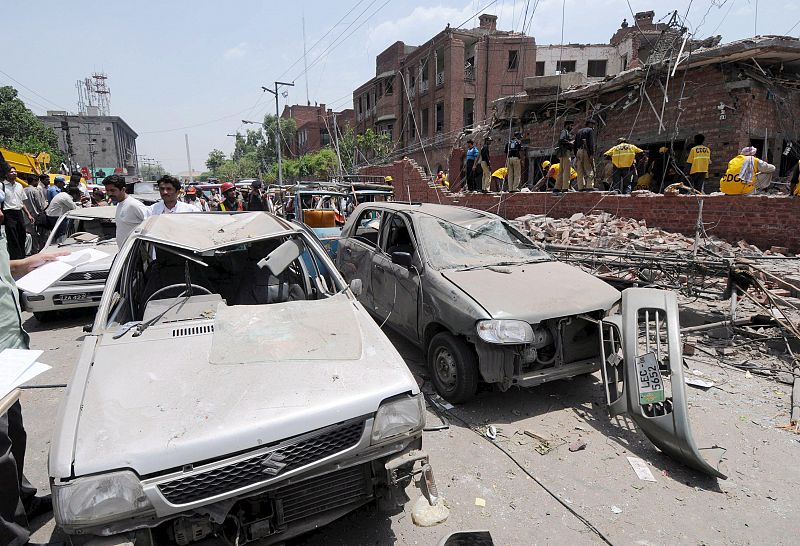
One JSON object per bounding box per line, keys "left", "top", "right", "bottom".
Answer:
{"left": 10, "top": 362, "right": 51, "bottom": 389}
{"left": 627, "top": 456, "right": 657, "bottom": 482}
{"left": 0, "top": 349, "right": 43, "bottom": 398}
{"left": 15, "top": 248, "right": 108, "bottom": 294}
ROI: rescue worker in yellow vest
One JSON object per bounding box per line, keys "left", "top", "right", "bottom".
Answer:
{"left": 720, "top": 146, "right": 776, "bottom": 195}
{"left": 686, "top": 134, "right": 711, "bottom": 193}
{"left": 788, "top": 160, "right": 800, "bottom": 197}
{"left": 604, "top": 137, "right": 644, "bottom": 194}
{"left": 218, "top": 182, "right": 244, "bottom": 211}
{"left": 547, "top": 161, "right": 577, "bottom": 189}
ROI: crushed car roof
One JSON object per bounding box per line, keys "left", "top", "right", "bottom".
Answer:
{"left": 135, "top": 212, "right": 295, "bottom": 251}
{"left": 364, "top": 202, "right": 494, "bottom": 224}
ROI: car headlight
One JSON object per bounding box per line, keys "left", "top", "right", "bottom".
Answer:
{"left": 53, "top": 470, "right": 154, "bottom": 528}
{"left": 371, "top": 394, "right": 425, "bottom": 443}
{"left": 477, "top": 319, "right": 534, "bottom": 344}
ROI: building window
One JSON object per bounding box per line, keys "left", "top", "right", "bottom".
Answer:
{"left": 508, "top": 50, "right": 519, "bottom": 70}
{"left": 358, "top": 97, "right": 362, "bottom": 114}
{"left": 435, "top": 48, "right": 445, "bottom": 86}
{"left": 435, "top": 102, "right": 444, "bottom": 133}
{"left": 408, "top": 113, "right": 415, "bottom": 140}
{"left": 535, "top": 61, "right": 545, "bottom": 76}
{"left": 377, "top": 82, "right": 383, "bottom": 98}
{"left": 366, "top": 93, "right": 371, "bottom": 110}
{"left": 421, "top": 107, "right": 429, "bottom": 137}
{"left": 555, "top": 60, "right": 576, "bottom": 74}
{"left": 320, "top": 128, "right": 330, "bottom": 148}
{"left": 463, "top": 98, "right": 474, "bottom": 129}
{"left": 385, "top": 76, "right": 394, "bottom": 95}
{"left": 379, "top": 124, "right": 392, "bottom": 139}
{"left": 621, "top": 54, "right": 628, "bottom": 71}
{"left": 587, "top": 60, "right": 607, "bottom": 77}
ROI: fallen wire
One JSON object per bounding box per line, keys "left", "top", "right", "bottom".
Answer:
{"left": 429, "top": 401, "right": 615, "bottom": 546}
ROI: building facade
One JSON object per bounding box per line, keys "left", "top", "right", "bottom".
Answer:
{"left": 280, "top": 104, "right": 354, "bottom": 158}
{"left": 352, "top": 14, "right": 535, "bottom": 174}
{"left": 38, "top": 111, "right": 138, "bottom": 177}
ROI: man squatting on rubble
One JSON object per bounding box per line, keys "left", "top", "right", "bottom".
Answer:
{"left": 0, "top": 233, "right": 64, "bottom": 545}
{"left": 553, "top": 120, "right": 575, "bottom": 194}
{"left": 720, "top": 146, "right": 776, "bottom": 196}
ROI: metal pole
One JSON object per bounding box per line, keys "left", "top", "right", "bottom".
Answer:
{"left": 333, "top": 112, "right": 343, "bottom": 179}
{"left": 185, "top": 133, "right": 194, "bottom": 183}
{"left": 262, "top": 81, "right": 295, "bottom": 188}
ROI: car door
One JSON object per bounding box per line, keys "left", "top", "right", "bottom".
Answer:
{"left": 338, "top": 207, "right": 383, "bottom": 311}
{"left": 370, "top": 212, "right": 420, "bottom": 342}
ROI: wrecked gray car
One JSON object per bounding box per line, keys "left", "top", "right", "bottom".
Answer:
{"left": 49, "top": 212, "right": 440, "bottom": 545}
{"left": 337, "top": 203, "right": 726, "bottom": 478}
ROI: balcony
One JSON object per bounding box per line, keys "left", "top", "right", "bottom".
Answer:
{"left": 436, "top": 72, "right": 445, "bottom": 86}
{"left": 420, "top": 80, "right": 429, "bottom": 94}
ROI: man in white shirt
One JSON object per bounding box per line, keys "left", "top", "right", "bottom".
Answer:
{"left": 103, "top": 174, "right": 147, "bottom": 248}
{"left": 1, "top": 166, "right": 34, "bottom": 259}
{"left": 148, "top": 175, "right": 199, "bottom": 215}
{"left": 45, "top": 187, "right": 80, "bottom": 229}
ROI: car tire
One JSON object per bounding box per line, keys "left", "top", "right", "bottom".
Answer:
{"left": 428, "top": 332, "right": 478, "bottom": 404}
{"left": 33, "top": 311, "right": 52, "bottom": 323}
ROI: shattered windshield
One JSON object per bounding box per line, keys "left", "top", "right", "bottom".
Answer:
{"left": 51, "top": 217, "right": 116, "bottom": 246}
{"left": 417, "top": 215, "right": 549, "bottom": 270}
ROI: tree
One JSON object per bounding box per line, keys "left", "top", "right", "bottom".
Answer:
{"left": 139, "top": 162, "right": 167, "bottom": 180}
{"left": 0, "top": 86, "right": 64, "bottom": 168}
{"left": 262, "top": 114, "right": 297, "bottom": 164}
{"left": 338, "top": 127, "right": 392, "bottom": 173}
{"left": 205, "top": 149, "right": 226, "bottom": 176}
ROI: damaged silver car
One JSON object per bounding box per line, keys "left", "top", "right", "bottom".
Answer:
{"left": 49, "top": 212, "right": 440, "bottom": 545}
{"left": 337, "top": 203, "right": 726, "bottom": 478}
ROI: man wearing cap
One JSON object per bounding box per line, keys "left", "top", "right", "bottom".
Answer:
{"left": 219, "top": 182, "right": 244, "bottom": 211}
{"left": 553, "top": 120, "right": 575, "bottom": 194}
{"left": 686, "top": 134, "right": 711, "bottom": 193}
{"left": 148, "top": 175, "right": 199, "bottom": 215}
{"left": 604, "top": 137, "right": 644, "bottom": 194}
{"left": 505, "top": 132, "right": 523, "bottom": 191}
{"left": 184, "top": 185, "right": 210, "bottom": 211}
{"left": 720, "top": 146, "right": 775, "bottom": 195}
{"left": 573, "top": 119, "right": 596, "bottom": 191}
{"left": 47, "top": 177, "right": 63, "bottom": 203}
{"left": 480, "top": 137, "right": 492, "bottom": 192}
{"left": 246, "top": 180, "right": 267, "bottom": 211}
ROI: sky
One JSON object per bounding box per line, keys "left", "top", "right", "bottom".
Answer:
{"left": 4, "top": 0, "right": 798, "bottom": 173}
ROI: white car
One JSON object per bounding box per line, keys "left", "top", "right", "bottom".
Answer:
{"left": 21, "top": 207, "right": 118, "bottom": 321}
{"left": 49, "top": 212, "right": 437, "bottom": 545}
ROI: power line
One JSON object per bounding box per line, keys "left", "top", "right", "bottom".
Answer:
{"left": 786, "top": 16, "right": 800, "bottom": 35}
{"left": 0, "top": 69, "right": 70, "bottom": 111}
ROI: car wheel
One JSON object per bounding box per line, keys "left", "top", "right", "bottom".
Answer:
{"left": 33, "top": 312, "right": 52, "bottom": 323}
{"left": 428, "top": 332, "right": 478, "bottom": 404}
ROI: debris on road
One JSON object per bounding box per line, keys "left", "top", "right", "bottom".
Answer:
{"left": 568, "top": 439, "right": 587, "bottom": 452}
{"left": 627, "top": 456, "right": 658, "bottom": 482}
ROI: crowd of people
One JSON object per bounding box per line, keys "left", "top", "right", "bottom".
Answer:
{"left": 447, "top": 119, "right": 798, "bottom": 197}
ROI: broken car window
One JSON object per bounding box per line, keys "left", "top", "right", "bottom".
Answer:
{"left": 417, "top": 215, "right": 548, "bottom": 270}
{"left": 353, "top": 209, "right": 383, "bottom": 247}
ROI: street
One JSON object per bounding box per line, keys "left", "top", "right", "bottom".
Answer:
{"left": 22, "top": 306, "right": 798, "bottom": 546}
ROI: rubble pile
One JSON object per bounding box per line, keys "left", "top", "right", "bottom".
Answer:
{"left": 512, "top": 211, "right": 796, "bottom": 257}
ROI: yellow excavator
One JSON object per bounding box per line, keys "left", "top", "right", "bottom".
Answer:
{"left": 0, "top": 148, "right": 51, "bottom": 186}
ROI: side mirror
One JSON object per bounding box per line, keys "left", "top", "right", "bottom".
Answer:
{"left": 82, "top": 323, "right": 93, "bottom": 333}
{"left": 349, "top": 278, "right": 363, "bottom": 296}
{"left": 391, "top": 251, "right": 412, "bottom": 268}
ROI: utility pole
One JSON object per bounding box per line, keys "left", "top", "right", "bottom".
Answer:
{"left": 333, "top": 112, "right": 344, "bottom": 179}
{"left": 302, "top": 12, "right": 310, "bottom": 106}
{"left": 185, "top": 134, "right": 194, "bottom": 183}
{"left": 261, "top": 81, "right": 295, "bottom": 188}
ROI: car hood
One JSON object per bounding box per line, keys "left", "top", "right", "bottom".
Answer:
{"left": 45, "top": 243, "right": 118, "bottom": 272}
{"left": 441, "top": 261, "right": 620, "bottom": 322}
{"left": 71, "top": 295, "right": 418, "bottom": 477}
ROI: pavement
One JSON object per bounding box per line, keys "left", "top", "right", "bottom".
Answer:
{"left": 20, "top": 307, "right": 800, "bottom": 546}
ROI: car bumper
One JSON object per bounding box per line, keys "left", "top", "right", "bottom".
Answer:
{"left": 58, "top": 417, "right": 429, "bottom": 543}
{"left": 21, "top": 283, "right": 105, "bottom": 312}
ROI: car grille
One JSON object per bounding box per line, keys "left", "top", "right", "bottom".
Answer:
{"left": 275, "top": 464, "right": 372, "bottom": 524}
{"left": 157, "top": 421, "right": 365, "bottom": 505}
{"left": 60, "top": 270, "right": 108, "bottom": 282}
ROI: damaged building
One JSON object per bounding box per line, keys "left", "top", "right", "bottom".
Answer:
{"left": 493, "top": 32, "right": 800, "bottom": 191}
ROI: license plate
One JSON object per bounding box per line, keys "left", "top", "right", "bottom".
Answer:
{"left": 635, "top": 351, "right": 666, "bottom": 405}
{"left": 61, "top": 293, "right": 89, "bottom": 303}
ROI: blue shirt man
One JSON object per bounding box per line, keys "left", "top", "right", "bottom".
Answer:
{"left": 47, "top": 176, "right": 64, "bottom": 203}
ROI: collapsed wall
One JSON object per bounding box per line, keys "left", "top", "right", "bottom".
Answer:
{"left": 361, "top": 158, "right": 800, "bottom": 253}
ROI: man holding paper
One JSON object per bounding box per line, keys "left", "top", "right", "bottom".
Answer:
{"left": 0, "top": 230, "right": 64, "bottom": 545}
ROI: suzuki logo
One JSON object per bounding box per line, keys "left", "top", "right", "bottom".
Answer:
{"left": 261, "top": 452, "right": 288, "bottom": 476}
{"left": 82, "top": 272, "right": 93, "bottom": 280}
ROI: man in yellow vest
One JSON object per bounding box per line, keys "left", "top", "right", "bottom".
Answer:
{"left": 547, "top": 161, "right": 577, "bottom": 193}
{"left": 604, "top": 137, "right": 643, "bottom": 194}
{"left": 789, "top": 160, "right": 800, "bottom": 197}
{"left": 686, "top": 134, "right": 711, "bottom": 193}
{"left": 720, "top": 146, "right": 776, "bottom": 195}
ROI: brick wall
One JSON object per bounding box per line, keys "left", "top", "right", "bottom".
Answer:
{"left": 362, "top": 158, "right": 800, "bottom": 253}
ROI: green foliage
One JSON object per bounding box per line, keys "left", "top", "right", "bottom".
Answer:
{"left": 264, "top": 148, "right": 339, "bottom": 184}
{"left": 139, "top": 162, "right": 167, "bottom": 180}
{"left": 0, "top": 86, "right": 64, "bottom": 169}
{"left": 338, "top": 127, "right": 392, "bottom": 173}
{"left": 205, "top": 149, "right": 226, "bottom": 175}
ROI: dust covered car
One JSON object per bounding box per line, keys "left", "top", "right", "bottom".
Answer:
{"left": 49, "top": 212, "right": 438, "bottom": 545}
{"left": 20, "top": 207, "right": 118, "bottom": 320}
{"left": 337, "top": 203, "right": 727, "bottom": 478}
